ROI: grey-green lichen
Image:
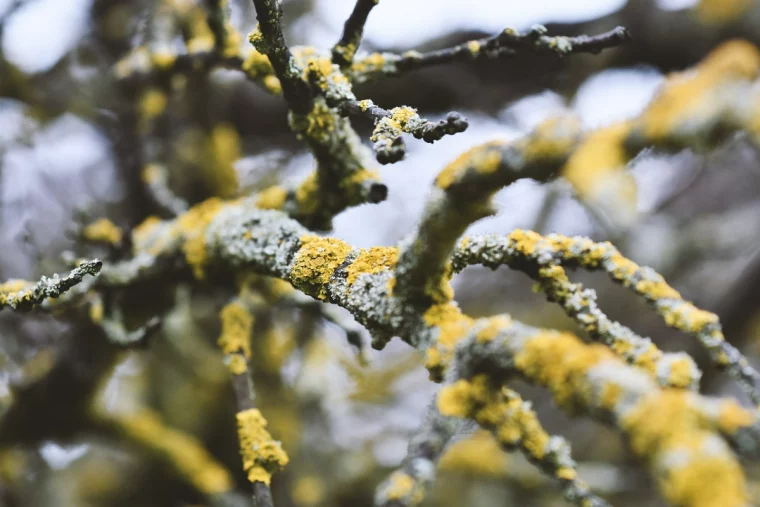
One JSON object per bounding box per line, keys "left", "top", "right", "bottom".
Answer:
{"left": 0, "top": 260, "right": 102, "bottom": 312}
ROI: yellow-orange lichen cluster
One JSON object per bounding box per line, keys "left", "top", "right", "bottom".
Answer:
{"left": 236, "top": 408, "right": 289, "bottom": 485}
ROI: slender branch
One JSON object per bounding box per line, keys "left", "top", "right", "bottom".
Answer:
{"left": 336, "top": 99, "right": 468, "bottom": 164}
{"left": 249, "top": 0, "right": 313, "bottom": 114}
{"left": 348, "top": 25, "right": 631, "bottom": 83}
{"left": 332, "top": 0, "right": 380, "bottom": 68}
{"left": 0, "top": 260, "right": 101, "bottom": 312}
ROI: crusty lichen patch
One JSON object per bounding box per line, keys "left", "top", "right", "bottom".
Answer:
{"left": 514, "top": 331, "right": 611, "bottom": 411}
{"left": 622, "top": 391, "right": 747, "bottom": 507}
{"left": 236, "top": 408, "right": 289, "bottom": 485}
{"left": 382, "top": 471, "right": 422, "bottom": 504}
{"left": 423, "top": 303, "right": 474, "bottom": 379}
{"left": 438, "top": 376, "right": 556, "bottom": 473}
{"left": 218, "top": 300, "right": 254, "bottom": 374}
{"left": 290, "top": 235, "right": 352, "bottom": 300}
{"left": 345, "top": 246, "right": 398, "bottom": 286}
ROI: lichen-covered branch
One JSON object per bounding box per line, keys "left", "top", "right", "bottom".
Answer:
{"left": 348, "top": 25, "right": 630, "bottom": 84}
{"left": 441, "top": 324, "right": 757, "bottom": 506}
{"left": 217, "top": 292, "right": 287, "bottom": 505}
{"left": 374, "top": 401, "right": 463, "bottom": 507}
{"left": 393, "top": 117, "right": 581, "bottom": 306}
{"left": 451, "top": 231, "right": 758, "bottom": 404}
{"left": 451, "top": 232, "right": 703, "bottom": 391}
{"left": 437, "top": 380, "right": 610, "bottom": 506}
{"left": 0, "top": 260, "right": 102, "bottom": 312}
{"left": 336, "top": 99, "right": 468, "bottom": 164}
{"left": 393, "top": 38, "right": 760, "bottom": 307}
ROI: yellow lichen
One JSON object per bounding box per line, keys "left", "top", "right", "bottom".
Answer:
{"left": 662, "top": 305, "right": 719, "bottom": 335}
{"left": 83, "top": 218, "right": 123, "bottom": 245}
{"left": 622, "top": 391, "right": 747, "bottom": 507}
{"left": 716, "top": 400, "right": 754, "bottom": 433}
{"left": 292, "top": 172, "right": 320, "bottom": 214}
{"left": 561, "top": 121, "right": 636, "bottom": 210}
{"left": 0, "top": 279, "right": 29, "bottom": 294}
{"left": 599, "top": 381, "right": 624, "bottom": 411}
{"left": 440, "top": 377, "right": 554, "bottom": 469}
{"left": 227, "top": 354, "right": 247, "bottom": 375}
{"left": 435, "top": 141, "right": 504, "bottom": 189}
{"left": 294, "top": 99, "right": 337, "bottom": 143}
{"left": 345, "top": 246, "right": 398, "bottom": 286}
{"left": 113, "top": 410, "right": 233, "bottom": 494}
{"left": 263, "top": 75, "right": 282, "bottom": 94}
{"left": 247, "top": 25, "right": 264, "bottom": 48}
{"left": 635, "top": 278, "right": 681, "bottom": 300}
{"left": 384, "top": 471, "right": 419, "bottom": 502}
{"left": 89, "top": 298, "right": 104, "bottom": 324}
{"left": 439, "top": 430, "right": 509, "bottom": 477}
{"left": 633, "top": 343, "right": 661, "bottom": 376}
{"left": 0, "top": 279, "right": 31, "bottom": 307}
{"left": 204, "top": 123, "right": 241, "bottom": 198}
{"left": 507, "top": 229, "right": 542, "bottom": 256}
{"left": 520, "top": 116, "right": 581, "bottom": 162}
{"left": 305, "top": 56, "right": 350, "bottom": 91}
{"left": 423, "top": 303, "right": 474, "bottom": 377}
{"left": 151, "top": 51, "right": 177, "bottom": 70}
{"left": 256, "top": 185, "right": 288, "bottom": 210}
{"left": 514, "top": 331, "right": 611, "bottom": 410}
{"left": 176, "top": 198, "right": 225, "bottom": 279}
{"left": 639, "top": 40, "right": 760, "bottom": 141}
{"left": 236, "top": 408, "right": 289, "bottom": 485}
{"left": 241, "top": 49, "right": 280, "bottom": 93}
{"left": 290, "top": 235, "right": 352, "bottom": 300}
{"left": 668, "top": 357, "right": 697, "bottom": 388}
{"left": 476, "top": 315, "right": 511, "bottom": 343}
{"left": 131, "top": 216, "right": 164, "bottom": 255}
{"left": 438, "top": 378, "right": 479, "bottom": 418}
{"left": 350, "top": 52, "right": 388, "bottom": 75}
{"left": 218, "top": 301, "right": 253, "bottom": 359}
